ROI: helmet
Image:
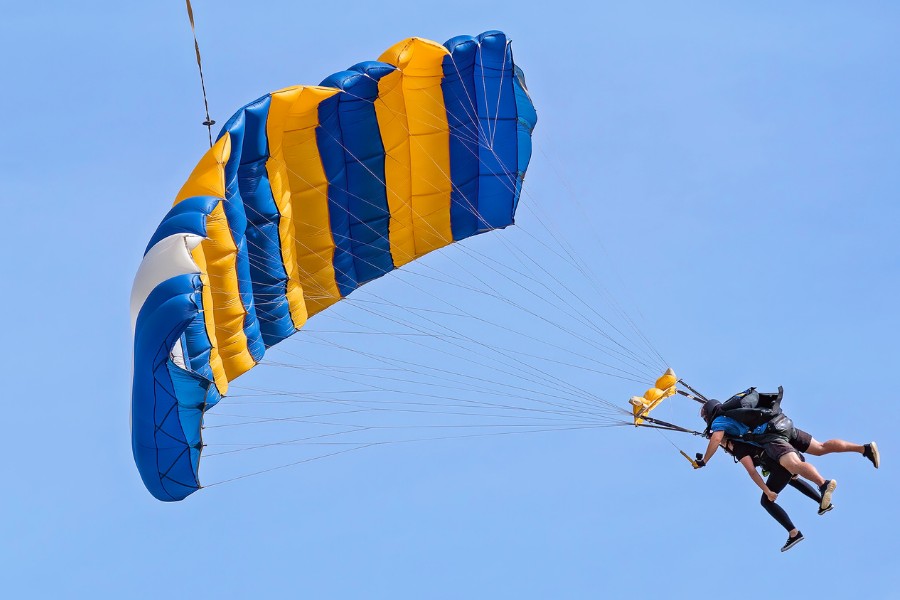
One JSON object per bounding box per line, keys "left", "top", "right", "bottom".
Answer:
{"left": 700, "top": 399, "right": 722, "bottom": 424}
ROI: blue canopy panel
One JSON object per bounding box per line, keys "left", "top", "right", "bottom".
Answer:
{"left": 215, "top": 103, "right": 268, "bottom": 359}
{"left": 512, "top": 65, "right": 537, "bottom": 210}
{"left": 217, "top": 94, "right": 299, "bottom": 349}
{"left": 132, "top": 198, "right": 223, "bottom": 501}
{"left": 132, "top": 273, "right": 212, "bottom": 501}
{"left": 318, "top": 62, "right": 397, "bottom": 297}
{"left": 442, "top": 31, "right": 535, "bottom": 241}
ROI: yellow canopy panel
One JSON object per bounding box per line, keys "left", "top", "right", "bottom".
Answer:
{"left": 629, "top": 368, "right": 677, "bottom": 425}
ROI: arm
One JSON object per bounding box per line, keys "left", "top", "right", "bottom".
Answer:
{"left": 698, "top": 430, "right": 725, "bottom": 466}
{"left": 739, "top": 456, "right": 777, "bottom": 501}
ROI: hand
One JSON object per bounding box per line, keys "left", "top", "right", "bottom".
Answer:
{"left": 694, "top": 456, "right": 706, "bottom": 469}
{"left": 765, "top": 489, "right": 778, "bottom": 502}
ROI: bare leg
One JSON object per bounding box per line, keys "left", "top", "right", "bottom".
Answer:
{"left": 779, "top": 453, "right": 826, "bottom": 486}
{"left": 806, "top": 437, "right": 864, "bottom": 456}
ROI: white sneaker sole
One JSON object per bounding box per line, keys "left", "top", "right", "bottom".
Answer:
{"left": 820, "top": 480, "right": 837, "bottom": 511}
{"left": 870, "top": 442, "right": 880, "bottom": 469}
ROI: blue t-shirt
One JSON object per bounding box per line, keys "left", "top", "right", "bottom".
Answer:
{"left": 710, "top": 416, "right": 749, "bottom": 437}
{"left": 710, "top": 416, "right": 768, "bottom": 439}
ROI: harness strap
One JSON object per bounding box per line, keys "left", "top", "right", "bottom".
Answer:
{"left": 677, "top": 389, "right": 705, "bottom": 404}
{"left": 678, "top": 379, "right": 709, "bottom": 402}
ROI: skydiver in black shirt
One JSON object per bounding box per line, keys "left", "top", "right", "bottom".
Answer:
{"left": 724, "top": 439, "right": 828, "bottom": 552}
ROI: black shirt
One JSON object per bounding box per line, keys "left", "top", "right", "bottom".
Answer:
{"left": 726, "top": 439, "right": 767, "bottom": 466}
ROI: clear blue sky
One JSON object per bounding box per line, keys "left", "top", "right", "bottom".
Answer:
{"left": 2, "top": 1, "right": 898, "bottom": 597}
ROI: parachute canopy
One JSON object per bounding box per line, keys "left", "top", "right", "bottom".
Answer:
{"left": 130, "top": 31, "right": 537, "bottom": 501}
{"left": 629, "top": 368, "right": 677, "bottom": 425}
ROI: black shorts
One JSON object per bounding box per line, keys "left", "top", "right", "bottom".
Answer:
{"left": 789, "top": 428, "right": 812, "bottom": 453}
{"left": 764, "top": 439, "right": 802, "bottom": 463}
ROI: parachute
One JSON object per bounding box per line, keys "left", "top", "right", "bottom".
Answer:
{"left": 130, "top": 31, "right": 537, "bottom": 501}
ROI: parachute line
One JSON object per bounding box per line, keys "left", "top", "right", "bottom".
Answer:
{"left": 184, "top": 0, "right": 215, "bottom": 146}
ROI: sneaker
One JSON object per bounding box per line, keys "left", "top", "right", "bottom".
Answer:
{"left": 781, "top": 531, "right": 805, "bottom": 552}
{"left": 819, "top": 479, "right": 837, "bottom": 511}
{"left": 864, "top": 442, "right": 880, "bottom": 469}
{"left": 818, "top": 503, "right": 834, "bottom": 516}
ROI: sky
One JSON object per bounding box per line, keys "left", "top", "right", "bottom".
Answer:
{"left": 2, "top": 1, "right": 899, "bottom": 597}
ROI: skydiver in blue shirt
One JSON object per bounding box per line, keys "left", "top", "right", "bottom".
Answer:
{"left": 695, "top": 398, "right": 839, "bottom": 513}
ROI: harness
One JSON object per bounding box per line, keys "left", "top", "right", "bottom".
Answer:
{"left": 737, "top": 413, "right": 794, "bottom": 446}
{"left": 705, "top": 386, "right": 791, "bottom": 445}
{"left": 721, "top": 386, "right": 784, "bottom": 427}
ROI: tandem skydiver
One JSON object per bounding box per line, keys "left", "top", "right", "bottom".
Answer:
{"left": 695, "top": 396, "right": 838, "bottom": 509}
{"left": 692, "top": 387, "right": 879, "bottom": 550}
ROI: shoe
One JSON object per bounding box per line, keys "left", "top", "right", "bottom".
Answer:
{"left": 819, "top": 479, "right": 837, "bottom": 511}
{"left": 864, "top": 442, "right": 880, "bottom": 469}
{"left": 781, "top": 531, "right": 805, "bottom": 552}
{"left": 818, "top": 503, "right": 834, "bottom": 516}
